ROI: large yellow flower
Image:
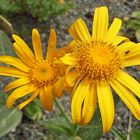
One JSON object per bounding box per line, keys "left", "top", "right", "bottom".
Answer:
{"left": 0, "top": 28, "right": 65, "bottom": 111}
{"left": 60, "top": 6, "right": 140, "bottom": 132}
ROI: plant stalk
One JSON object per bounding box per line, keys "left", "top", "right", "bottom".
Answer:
{"left": 54, "top": 98, "right": 71, "bottom": 124}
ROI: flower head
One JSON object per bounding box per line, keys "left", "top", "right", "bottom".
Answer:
{"left": 0, "top": 28, "right": 65, "bottom": 111}
{"left": 60, "top": 6, "right": 140, "bottom": 132}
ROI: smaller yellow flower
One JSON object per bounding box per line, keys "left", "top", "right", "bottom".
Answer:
{"left": 60, "top": 6, "right": 140, "bottom": 132}
{"left": 0, "top": 28, "right": 65, "bottom": 110}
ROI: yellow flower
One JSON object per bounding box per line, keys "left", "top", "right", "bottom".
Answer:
{"left": 0, "top": 28, "right": 64, "bottom": 111}
{"left": 60, "top": 6, "right": 140, "bottom": 132}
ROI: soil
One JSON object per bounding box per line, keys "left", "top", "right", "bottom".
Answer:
{"left": 1, "top": 0, "right": 140, "bottom": 140}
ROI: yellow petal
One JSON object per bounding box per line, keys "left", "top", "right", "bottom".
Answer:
{"left": 74, "top": 18, "right": 91, "bottom": 42}
{"left": 110, "top": 79, "right": 140, "bottom": 120}
{"left": 18, "top": 89, "right": 39, "bottom": 109}
{"left": 4, "top": 78, "right": 30, "bottom": 92}
{"left": 104, "top": 18, "right": 122, "bottom": 41}
{"left": 13, "top": 43, "right": 35, "bottom": 67}
{"left": 117, "top": 42, "right": 136, "bottom": 55}
{"left": 0, "top": 56, "right": 30, "bottom": 72}
{"left": 92, "top": 7, "right": 108, "bottom": 39}
{"left": 69, "top": 22, "right": 81, "bottom": 41}
{"left": 65, "top": 67, "right": 80, "bottom": 87}
{"left": 80, "top": 83, "right": 97, "bottom": 124}
{"left": 124, "top": 55, "right": 140, "bottom": 67}
{"left": 97, "top": 81, "right": 114, "bottom": 133}
{"left": 53, "top": 78, "right": 64, "bottom": 98}
{"left": 14, "top": 84, "right": 35, "bottom": 98}
{"left": 46, "top": 29, "right": 56, "bottom": 60}
{"left": 40, "top": 86, "right": 54, "bottom": 111}
{"left": 60, "top": 53, "right": 77, "bottom": 65}
{"left": 56, "top": 41, "right": 75, "bottom": 58}
{"left": 6, "top": 84, "right": 35, "bottom": 108}
{"left": 0, "top": 66, "right": 28, "bottom": 78}
{"left": 111, "top": 36, "right": 129, "bottom": 46}
{"left": 32, "top": 29, "right": 43, "bottom": 62}
{"left": 123, "top": 44, "right": 140, "bottom": 59}
{"left": 12, "top": 34, "right": 35, "bottom": 61}
{"left": 71, "top": 79, "right": 90, "bottom": 123}
{"left": 116, "top": 70, "right": 140, "bottom": 98}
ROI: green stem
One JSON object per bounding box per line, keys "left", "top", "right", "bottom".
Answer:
{"left": 54, "top": 98, "right": 71, "bottom": 124}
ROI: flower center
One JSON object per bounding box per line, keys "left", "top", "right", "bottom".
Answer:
{"left": 29, "top": 60, "right": 57, "bottom": 87}
{"left": 74, "top": 40, "right": 123, "bottom": 81}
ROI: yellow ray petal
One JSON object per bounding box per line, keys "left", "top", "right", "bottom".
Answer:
{"left": 71, "top": 79, "right": 90, "bottom": 123}
{"left": 56, "top": 41, "right": 75, "bottom": 58}
{"left": 111, "top": 36, "right": 129, "bottom": 46}
{"left": 124, "top": 55, "right": 140, "bottom": 67}
{"left": 116, "top": 70, "right": 140, "bottom": 98}
{"left": 117, "top": 42, "right": 136, "bottom": 55}
{"left": 53, "top": 78, "right": 64, "bottom": 98}
{"left": 4, "top": 78, "right": 30, "bottom": 92}
{"left": 69, "top": 22, "right": 81, "bottom": 41}
{"left": 13, "top": 43, "right": 35, "bottom": 67}
{"left": 92, "top": 7, "right": 108, "bottom": 39}
{"left": 18, "top": 89, "right": 39, "bottom": 109}
{"left": 65, "top": 67, "right": 80, "bottom": 87}
{"left": 123, "top": 44, "right": 140, "bottom": 59}
{"left": 0, "top": 66, "right": 28, "bottom": 78}
{"left": 39, "top": 89, "right": 46, "bottom": 109}
{"left": 104, "top": 18, "right": 122, "bottom": 42}
{"left": 60, "top": 53, "right": 77, "bottom": 65}
{"left": 40, "top": 86, "right": 54, "bottom": 111}
{"left": 97, "top": 81, "right": 114, "bottom": 133}
{"left": 46, "top": 29, "right": 56, "bottom": 60}
{"left": 6, "top": 84, "right": 35, "bottom": 108}
{"left": 80, "top": 83, "right": 97, "bottom": 124}
{"left": 14, "top": 84, "right": 35, "bottom": 98}
{"left": 110, "top": 79, "right": 140, "bottom": 120}
{"left": 0, "top": 56, "right": 30, "bottom": 72}
{"left": 32, "top": 29, "right": 43, "bottom": 62}
{"left": 12, "top": 34, "right": 35, "bottom": 61}
{"left": 74, "top": 18, "right": 91, "bottom": 42}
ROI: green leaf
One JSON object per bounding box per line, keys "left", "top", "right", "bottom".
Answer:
{"left": 131, "top": 11, "right": 140, "bottom": 19}
{"left": 0, "top": 93, "right": 8, "bottom": 107}
{"left": 0, "top": 106, "right": 23, "bottom": 137}
{"left": 24, "top": 100, "right": 43, "bottom": 121}
{"left": 111, "top": 128, "right": 126, "bottom": 140}
{"left": 0, "top": 30, "right": 14, "bottom": 55}
{"left": 77, "top": 108, "right": 103, "bottom": 140}
{"left": 135, "top": 29, "right": 140, "bottom": 42}
{"left": 39, "top": 117, "right": 75, "bottom": 136}
{"left": 131, "top": 128, "right": 140, "bottom": 140}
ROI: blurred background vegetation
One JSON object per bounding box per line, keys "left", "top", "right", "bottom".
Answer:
{"left": 0, "top": 0, "right": 140, "bottom": 140}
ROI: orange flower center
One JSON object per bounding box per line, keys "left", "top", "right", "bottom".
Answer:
{"left": 74, "top": 40, "right": 123, "bottom": 81}
{"left": 29, "top": 60, "right": 57, "bottom": 87}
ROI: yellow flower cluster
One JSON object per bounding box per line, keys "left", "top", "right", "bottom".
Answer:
{"left": 0, "top": 6, "right": 140, "bottom": 133}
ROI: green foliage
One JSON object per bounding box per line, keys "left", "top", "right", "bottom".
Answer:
{"left": 39, "top": 108, "right": 103, "bottom": 140}
{"left": 0, "top": 30, "right": 13, "bottom": 55}
{"left": 0, "top": 0, "right": 75, "bottom": 22}
{"left": 40, "top": 117, "right": 77, "bottom": 140}
{"left": 0, "top": 0, "right": 22, "bottom": 16}
{"left": 111, "top": 128, "right": 126, "bottom": 140}
{"left": 131, "top": 128, "right": 140, "bottom": 140}
{"left": 77, "top": 108, "right": 103, "bottom": 140}
{"left": 0, "top": 106, "right": 23, "bottom": 137}
{"left": 40, "top": 117, "right": 73, "bottom": 134}
{"left": 24, "top": 99, "right": 43, "bottom": 121}
{"left": 0, "top": 94, "right": 23, "bottom": 138}
{"left": 125, "top": 11, "right": 140, "bottom": 41}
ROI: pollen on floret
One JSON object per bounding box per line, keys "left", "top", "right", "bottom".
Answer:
{"left": 29, "top": 60, "right": 57, "bottom": 88}
{"left": 73, "top": 40, "right": 123, "bottom": 81}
